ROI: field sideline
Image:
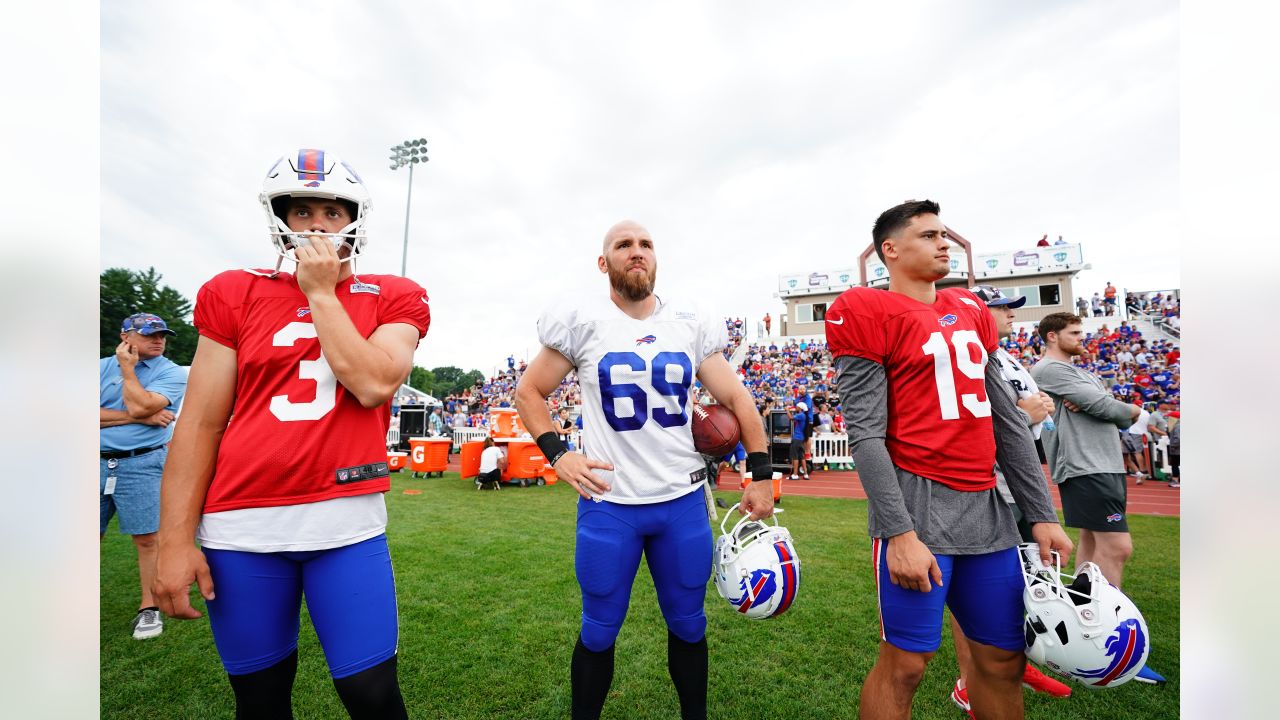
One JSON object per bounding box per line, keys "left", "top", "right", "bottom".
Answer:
{"left": 101, "top": 472, "right": 1179, "bottom": 719}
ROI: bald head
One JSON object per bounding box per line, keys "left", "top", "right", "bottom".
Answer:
{"left": 603, "top": 220, "right": 650, "bottom": 254}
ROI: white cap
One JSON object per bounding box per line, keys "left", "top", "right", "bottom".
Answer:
{"left": 797, "top": 402, "right": 808, "bottom": 411}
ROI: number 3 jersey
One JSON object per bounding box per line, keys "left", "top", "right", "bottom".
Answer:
{"left": 825, "top": 286, "right": 998, "bottom": 491}
{"left": 538, "top": 294, "right": 728, "bottom": 504}
{"left": 194, "top": 269, "right": 431, "bottom": 513}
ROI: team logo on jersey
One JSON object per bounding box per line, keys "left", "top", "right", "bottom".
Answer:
{"left": 1106, "top": 513, "right": 1124, "bottom": 523}
{"left": 1076, "top": 618, "right": 1148, "bottom": 686}
{"left": 350, "top": 281, "right": 381, "bottom": 295}
{"left": 296, "top": 307, "right": 311, "bottom": 317}
{"left": 938, "top": 314, "right": 958, "bottom": 327}
{"left": 728, "top": 568, "right": 777, "bottom": 613}
{"left": 636, "top": 334, "right": 657, "bottom": 345}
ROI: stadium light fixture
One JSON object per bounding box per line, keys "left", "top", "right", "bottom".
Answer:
{"left": 390, "top": 137, "right": 429, "bottom": 276}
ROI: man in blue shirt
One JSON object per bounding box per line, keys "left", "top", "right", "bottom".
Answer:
{"left": 100, "top": 312, "right": 187, "bottom": 639}
{"left": 788, "top": 402, "right": 809, "bottom": 480}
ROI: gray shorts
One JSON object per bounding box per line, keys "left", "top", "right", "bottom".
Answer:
{"left": 100, "top": 447, "right": 166, "bottom": 535}
{"left": 1121, "top": 432, "right": 1146, "bottom": 455}
{"left": 1059, "top": 472, "right": 1128, "bottom": 532}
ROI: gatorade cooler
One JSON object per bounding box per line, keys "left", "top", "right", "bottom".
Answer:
{"left": 490, "top": 408, "right": 519, "bottom": 438}
{"left": 408, "top": 437, "right": 451, "bottom": 478}
{"left": 740, "top": 471, "right": 784, "bottom": 502}
{"left": 459, "top": 440, "right": 485, "bottom": 479}
{"left": 386, "top": 452, "right": 408, "bottom": 473}
{"left": 502, "top": 440, "right": 549, "bottom": 487}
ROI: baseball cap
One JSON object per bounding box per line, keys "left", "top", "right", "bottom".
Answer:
{"left": 797, "top": 401, "right": 808, "bottom": 411}
{"left": 972, "top": 285, "right": 1027, "bottom": 309}
{"left": 121, "top": 312, "right": 176, "bottom": 336}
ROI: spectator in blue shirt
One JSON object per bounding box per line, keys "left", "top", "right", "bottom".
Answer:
{"left": 100, "top": 312, "right": 187, "bottom": 640}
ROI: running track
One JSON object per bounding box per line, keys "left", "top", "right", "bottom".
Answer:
{"left": 441, "top": 457, "right": 1180, "bottom": 517}
{"left": 711, "top": 466, "right": 1180, "bottom": 518}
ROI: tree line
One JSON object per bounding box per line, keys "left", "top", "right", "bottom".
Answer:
{"left": 101, "top": 267, "right": 482, "bottom": 397}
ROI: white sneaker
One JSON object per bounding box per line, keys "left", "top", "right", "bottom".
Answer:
{"left": 788, "top": 475, "right": 797, "bottom": 480}
{"left": 132, "top": 607, "right": 163, "bottom": 639}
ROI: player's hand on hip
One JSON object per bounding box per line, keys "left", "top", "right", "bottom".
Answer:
{"left": 115, "top": 341, "right": 139, "bottom": 371}
{"left": 740, "top": 479, "right": 775, "bottom": 520}
{"left": 1030, "top": 523, "right": 1074, "bottom": 568}
{"left": 152, "top": 544, "right": 215, "bottom": 620}
{"left": 886, "top": 530, "right": 943, "bottom": 593}
{"left": 553, "top": 452, "right": 613, "bottom": 500}
{"left": 294, "top": 235, "right": 341, "bottom": 298}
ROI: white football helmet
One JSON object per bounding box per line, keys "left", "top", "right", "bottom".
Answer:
{"left": 713, "top": 505, "right": 800, "bottom": 619}
{"left": 1019, "top": 543, "right": 1151, "bottom": 688}
{"left": 259, "top": 149, "right": 371, "bottom": 272}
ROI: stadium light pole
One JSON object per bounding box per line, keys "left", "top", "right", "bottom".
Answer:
{"left": 389, "top": 138, "right": 428, "bottom": 277}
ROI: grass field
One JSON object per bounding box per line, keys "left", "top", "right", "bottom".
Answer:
{"left": 101, "top": 472, "right": 1179, "bottom": 719}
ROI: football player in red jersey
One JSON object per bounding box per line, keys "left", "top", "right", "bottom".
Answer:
{"left": 825, "top": 200, "right": 1072, "bottom": 720}
{"left": 152, "top": 150, "right": 430, "bottom": 719}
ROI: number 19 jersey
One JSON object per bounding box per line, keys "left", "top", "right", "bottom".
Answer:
{"left": 826, "top": 286, "right": 998, "bottom": 491}
{"left": 194, "top": 269, "right": 431, "bottom": 513}
{"left": 538, "top": 293, "right": 727, "bottom": 504}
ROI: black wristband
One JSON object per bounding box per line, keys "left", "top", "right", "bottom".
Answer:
{"left": 536, "top": 431, "right": 569, "bottom": 467}
{"left": 747, "top": 452, "right": 772, "bottom": 482}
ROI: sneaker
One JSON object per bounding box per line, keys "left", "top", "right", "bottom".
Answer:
{"left": 1169, "top": 481, "right": 1180, "bottom": 488}
{"left": 788, "top": 475, "right": 797, "bottom": 480}
{"left": 1132, "top": 665, "right": 1167, "bottom": 685}
{"left": 950, "top": 679, "right": 974, "bottom": 718}
{"left": 1022, "top": 663, "right": 1071, "bottom": 697}
{"left": 132, "top": 607, "right": 163, "bottom": 639}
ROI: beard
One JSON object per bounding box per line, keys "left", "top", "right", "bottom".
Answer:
{"left": 607, "top": 260, "right": 656, "bottom": 302}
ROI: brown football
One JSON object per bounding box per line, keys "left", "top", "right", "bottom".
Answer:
{"left": 691, "top": 403, "right": 740, "bottom": 457}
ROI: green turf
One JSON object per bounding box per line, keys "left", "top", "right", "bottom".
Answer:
{"left": 101, "top": 473, "right": 1179, "bottom": 718}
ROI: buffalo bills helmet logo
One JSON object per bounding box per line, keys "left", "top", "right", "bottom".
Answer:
{"left": 728, "top": 568, "right": 777, "bottom": 613}
{"left": 636, "top": 334, "right": 657, "bottom": 345}
{"left": 1075, "top": 618, "right": 1148, "bottom": 686}
{"left": 938, "top": 314, "right": 958, "bottom": 327}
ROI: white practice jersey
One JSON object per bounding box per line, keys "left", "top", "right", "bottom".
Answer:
{"left": 538, "top": 292, "right": 728, "bottom": 504}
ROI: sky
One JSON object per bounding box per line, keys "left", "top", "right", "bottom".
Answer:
{"left": 101, "top": 0, "right": 1178, "bottom": 376}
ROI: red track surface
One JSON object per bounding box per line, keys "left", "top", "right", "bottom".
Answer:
{"left": 439, "top": 457, "right": 1179, "bottom": 517}
{"left": 711, "top": 466, "right": 1180, "bottom": 517}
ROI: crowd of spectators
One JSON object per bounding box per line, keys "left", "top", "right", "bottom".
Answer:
{"left": 404, "top": 309, "right": 1179, "bottom": 443}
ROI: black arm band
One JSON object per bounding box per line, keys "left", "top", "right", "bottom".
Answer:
{"left": 747, "top": 452, "right": 773, "bottom": 482}
{"left": 536, "top": 432, "right": 570, "bottom": 467}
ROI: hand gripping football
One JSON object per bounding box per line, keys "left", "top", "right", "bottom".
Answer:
{"left": 692, "top": 403, "right": 740, "bottom": 457}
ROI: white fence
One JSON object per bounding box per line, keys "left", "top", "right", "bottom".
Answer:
{"left": 811, "top": 432, "right": 854, "bottom": 467}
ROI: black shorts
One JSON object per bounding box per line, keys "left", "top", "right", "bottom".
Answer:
{"left": 789, "top": 440, "right": 805, "bottom": 461}
{"left": 1059, "top": 473, "right": 1128, "bottom": 532}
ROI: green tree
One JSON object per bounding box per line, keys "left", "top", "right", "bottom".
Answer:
{"left": 408, "top": 366, "right": 436, "bottom": 395}
{"left": 100, "top": 267, "right": 198, "bottom": 365}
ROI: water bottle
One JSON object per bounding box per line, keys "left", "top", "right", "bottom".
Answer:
{"left": 1042, "top": 414, "right": 1056, "bottom": 432}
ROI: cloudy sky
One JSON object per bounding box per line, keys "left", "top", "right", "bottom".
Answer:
{"left": 102, "top": 0, "right": 1178, "bottom": 375}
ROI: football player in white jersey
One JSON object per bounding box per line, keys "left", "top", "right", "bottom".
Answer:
{"left": 515, "top": 220, "right": 775, "bottom": 720}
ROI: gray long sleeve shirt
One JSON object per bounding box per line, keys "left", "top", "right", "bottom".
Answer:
{"left": 835, "top": 354, "right": 1059, "bottom": 554}
{"left": 1028, "top": 357, "right": 1135, "bottom": 482}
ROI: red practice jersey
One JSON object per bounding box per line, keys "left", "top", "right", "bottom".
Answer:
{"left": 826, "top": 286, "right": 998, "bottom": 491}
{"left": 194, "top": 270, "right": 431, "bottom": 513}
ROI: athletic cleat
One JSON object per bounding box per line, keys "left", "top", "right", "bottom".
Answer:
{"left": 1022, "top": 663, "right": 1071, "bottom": 697}
{"left": 950, "top": 679, "right": 974, "bottom": 717}
{"left": 132, "top": 607, "right": 163, "bottom": 639}
{"left": 1168, "top": 481, "right": 1180, "bottom": 488}
{"left": 1132, "top": 665, "right": 1167, "bottom": 685}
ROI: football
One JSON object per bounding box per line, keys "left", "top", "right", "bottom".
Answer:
{"left": 692, "top": 403, "right": 741, "bottom": 457}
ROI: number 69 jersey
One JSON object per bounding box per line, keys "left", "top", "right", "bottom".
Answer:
{"left": 538, "top": 294, "right": 728, "bottom": 504}
{"left": 194, "top": 269, "right": 431, "bottom": 513}
{"left": 825, "top": 286, "right": 998, "bottom": 492}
